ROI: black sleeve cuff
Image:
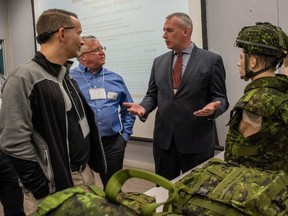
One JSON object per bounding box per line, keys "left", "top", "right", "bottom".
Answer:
{"left": 8, "top": 156, "right": 50, "bottom": 199}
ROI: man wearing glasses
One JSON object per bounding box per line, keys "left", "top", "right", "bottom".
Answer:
{"left": 0, "top": 9, "right": 106, "bottom": 214}
{"left": 70, "top": 35, "right": 135, "bottom": 189}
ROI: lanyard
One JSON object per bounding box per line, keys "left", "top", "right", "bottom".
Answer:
{"left": 82, "top": 68, "right": 105, "bottom": 89}
{"left": 63, "top": 78, "right": 85, "bottom": 121}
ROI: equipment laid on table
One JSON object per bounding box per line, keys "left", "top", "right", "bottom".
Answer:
{"left": 30, "top": 169, "right": 179, "bottom": 216}
{"left": 164, "top": 158, "right": 288, "bottom": 216}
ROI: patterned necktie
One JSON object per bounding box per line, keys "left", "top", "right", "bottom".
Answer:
{"left": 172, "top": 51, "right": 183, "bottom": 89}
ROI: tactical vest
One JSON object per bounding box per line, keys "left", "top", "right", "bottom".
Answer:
{"left": 225, "top": 85, "right": 288, "bottom": 172}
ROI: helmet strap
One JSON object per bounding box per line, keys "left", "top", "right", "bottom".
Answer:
{"left": 241, "top": 53, "right": 255, "bottom": 81}
{"left": 241, "top": 53, "right": 279, "bottom": 81}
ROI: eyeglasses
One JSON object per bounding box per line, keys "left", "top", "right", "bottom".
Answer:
{"left": 36, "top": 26, "right": 74, "bottom": 44}
{"left": 82, "top": 47, "right": 106, "bottom": 54}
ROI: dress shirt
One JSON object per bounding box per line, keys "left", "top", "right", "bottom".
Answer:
{"left": 70, "top": 64, "right": 135, "bottom": 141}
{"left": 172, "top": 43, "right": 194, "bottom": 76}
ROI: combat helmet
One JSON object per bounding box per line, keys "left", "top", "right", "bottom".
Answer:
{"left": 235, "top": 22, "right": 288, "bottom": 80}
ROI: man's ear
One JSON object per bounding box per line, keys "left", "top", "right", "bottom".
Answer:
{"left": 57, "top": 28, "right": 66, "bottom": 42}
{"left": 80, "top": 53, "right": 85, "bottom": 61}
{"left": 183, "top": 27, "right": 191, "bottom": 37}
{"left": 249, "top": 55, "right": 257, "bottom": 69}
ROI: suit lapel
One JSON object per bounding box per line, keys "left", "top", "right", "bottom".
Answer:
{"left": 166, "top": 51, "right": 175, "bottom": 95}
{"left": 176, "top": 46, "right": 201, "bottom": 93}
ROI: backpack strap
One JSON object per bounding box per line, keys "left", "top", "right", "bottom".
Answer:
{"left": 209, "top": 166, "right": 246, "bottom": 201}
{"left": 163, "top": 159, "right": 228, "bottom": 213}
{"left": 88, "top": 184, "right": 106, "bottom": 197}
{"left": 188, "top": 196, "right": 242, "bottom": 216}
{"left": 169, "top": 171, "right": 210, "bottom": 214}
{"left": 105, "top": 169, "right": 179, "bottom": 216}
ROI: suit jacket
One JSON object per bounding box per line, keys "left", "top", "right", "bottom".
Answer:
{"left": 140, "top": 45, "right": 229, "bottom": 154}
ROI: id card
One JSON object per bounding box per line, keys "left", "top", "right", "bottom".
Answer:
{"left": 89, "top": 88, "right": 106, "bottom": 100}
{"left": 107, "top": 92, "right": 118, "bottom": 100}
{"left": 79, "top": 116, "right": 90, "bottom": 138}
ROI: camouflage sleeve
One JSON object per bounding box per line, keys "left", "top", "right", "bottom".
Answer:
{"left": 279, "top": 102, "right": 288, "bottom": 124}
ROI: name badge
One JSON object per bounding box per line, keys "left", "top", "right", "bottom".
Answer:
{"left": 79, "top": 116, "right": 90, "bottom": 138}
{"left": 107, "top": 92, "right": 118, "bottom": 100}
{"left": 89, "top": 88, "right": 106, "bottom": 100}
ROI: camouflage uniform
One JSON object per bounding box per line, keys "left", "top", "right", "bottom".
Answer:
{"left": 225, "top": 74, "right": 288, "bottom": 171}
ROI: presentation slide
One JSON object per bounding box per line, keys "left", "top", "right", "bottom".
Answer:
{"left": 34, "top": 0, "right": 203, "bottom": 139}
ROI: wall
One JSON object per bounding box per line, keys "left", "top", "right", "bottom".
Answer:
{"left": 7, "top": 0, "right": 35, "bottom": 69}
{"left": 0, "top": 0, "right": 10, "bottom": 73}
{"left": 0, "top": 0, "right": 35, "bottom": 73}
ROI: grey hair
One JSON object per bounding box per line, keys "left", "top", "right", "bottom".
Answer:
{"left": 77, "top": 35, "right": 98, "bottom": 60}
{"left": 166, "top": 12, "right": 193, "bottom": 35}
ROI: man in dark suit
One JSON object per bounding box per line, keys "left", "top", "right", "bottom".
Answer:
{"left": 124, "top": 12, "right": 229, "bottom": 180}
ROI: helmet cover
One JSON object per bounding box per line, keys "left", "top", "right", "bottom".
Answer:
{"left": 235, "top": 22, "right": 288, "bottom": 59}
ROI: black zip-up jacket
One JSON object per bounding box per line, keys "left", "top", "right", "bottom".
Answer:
{"left": 0, "top": 52, "right": 106, "bottom": 199}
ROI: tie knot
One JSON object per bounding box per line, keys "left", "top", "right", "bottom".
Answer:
{"left": 177, "top": 51, "right": 183, "bottom": 57}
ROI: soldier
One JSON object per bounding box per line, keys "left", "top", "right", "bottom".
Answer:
{"left": 225, "top": 22, "right": 288, "bottom": 171}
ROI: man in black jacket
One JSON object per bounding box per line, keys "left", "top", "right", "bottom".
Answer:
{"left": 0, "top": 8, "right": 106, "bottom": 214}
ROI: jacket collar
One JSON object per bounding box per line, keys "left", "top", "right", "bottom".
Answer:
{"left": 32, "top": 51, "right": 73, "bottom": 78}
